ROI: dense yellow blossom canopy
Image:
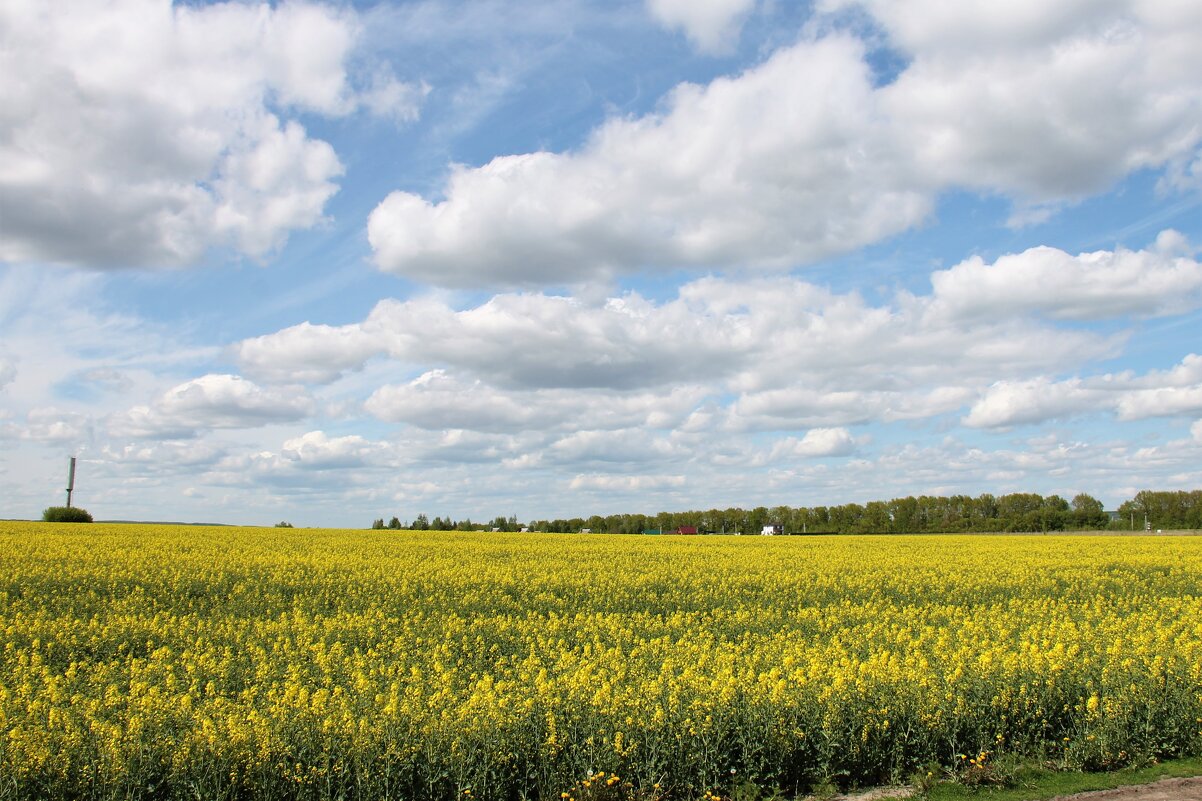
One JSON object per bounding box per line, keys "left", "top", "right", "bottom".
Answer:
{"left": 2, "top": 524, "right": 1200, "bottom": 799}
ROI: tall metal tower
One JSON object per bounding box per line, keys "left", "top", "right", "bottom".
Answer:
{"left": 65, "top": 456, "right": 76, "bottom": 508}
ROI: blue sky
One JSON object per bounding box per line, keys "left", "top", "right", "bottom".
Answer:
{"left": 2, "top": 0, "right": 1201, "bottom": 526}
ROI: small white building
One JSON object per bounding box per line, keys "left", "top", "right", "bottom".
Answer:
{"left": 762, "top": 523, "right": 784, "bottom": 536}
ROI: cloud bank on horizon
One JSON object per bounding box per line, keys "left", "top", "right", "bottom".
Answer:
{"left": 1, "top": 0, "right": 1201, "bottom": 525}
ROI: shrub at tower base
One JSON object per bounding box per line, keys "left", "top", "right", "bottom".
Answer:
{"left": 41, "top": 506, "right": 93, "bottom": 522}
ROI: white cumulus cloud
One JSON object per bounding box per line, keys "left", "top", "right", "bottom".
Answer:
{"left": 774, "top": 428, "right": 858, "bottom": 459}
{"left": 0, "top": 407, "right": 92, "bottom": 444}
{"left": 646, "top": 0, "right": 757, "bottom": 53}
{"left": 1116, "top": 386, "right": 1202, "bottom": 421}
{"left": 280, "top": 430, "right": 386, "bottom": 469}
{"left": 369, "top": 35, "right": 925, "bottom": 287}
{"left": 112, "top": 374, "right": 314, "bottom": 438}
{"left": 930, "top": 230, "right": 1202, "bottom": 321}
{"left": 964, "top": 354, "right": 1202, "bottom": 428}
{"left": 239, "top": 291, "right": 755, "bottom": 389}
{"left": 0, "top": 0, "right": 422, "bottom": 268}
{"left": 963, "top": 378, "right": 1100, "bottom": 429}
{"left": 236, "top": 321, "right": 381, "bottom": 384}
{"left": 569, "top": 474, "right": 687, "bottom": 492}
{"left": 368, "top": 2, "right": 1202, "bottom": 287}
{"left": 365, "top": 370, "right": 704, "bottom": 434}
{"left": 860, "top": 0, "right": 1202, "bottom": 201}
{"left": 0, "top": 356, "right": 15, "bottom": 392}
{"left": 240, "top": 238, "right": 1167, "bottom": 402}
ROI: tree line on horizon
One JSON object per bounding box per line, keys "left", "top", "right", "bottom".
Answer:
{"left": 371, "top": 489, "right": 1202, "bottom": 535}
{"left": 371, "top": 514, "right": 519, "bottom": 532}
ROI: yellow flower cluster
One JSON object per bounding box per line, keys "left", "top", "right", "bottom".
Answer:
{"left": 1, "top": 523, "right": 1200, "bottom": 799}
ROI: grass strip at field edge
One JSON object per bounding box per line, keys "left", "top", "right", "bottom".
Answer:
{"left": 923, "top": 755, "right": 1202, "bottom": 800}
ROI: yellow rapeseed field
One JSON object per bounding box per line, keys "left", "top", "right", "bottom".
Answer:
{"left": 1, "top": 523, "right": 1200, "bottom": 800}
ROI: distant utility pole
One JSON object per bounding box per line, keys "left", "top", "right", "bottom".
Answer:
{"left": 65, "top": 456, "right": 76, "bottom": 508}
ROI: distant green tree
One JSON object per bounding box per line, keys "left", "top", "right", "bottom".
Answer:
{"left": 859, "top": 501, "right": 891, "bottom": 533}
{"left": 1039, "top": 495, "right": 1070, "bottom": 532}
{"left": 973, "top": 493, "right": 999, "bottom": 529}
{"left": 274, "top": 521, "right": 293, "bottom": 528}
{"left": 829, "top": 503, "right": 865, "bottom": 533}
{"left": 997, "top": 493, "right": 1044, "bottom": 530}
{"left": 1127, "top": 489, "right": 1202, "bottom": 529}
{"left": 1070, "top": 493, "right": 1108, "bottom": 529}
{"left": 888, "top": 496, "right": 918, "bottom": 533}
{"left": 412, "top": 514, "right": 428, "bottom": 531}
{"left": 388, "top": 516, "right": 403, "bottom": 530}
{"left": 946, "top": 494, "right": 974, "bottom": 531}
{"left": 371, "top": 518, "right": 385, "bottom": 530}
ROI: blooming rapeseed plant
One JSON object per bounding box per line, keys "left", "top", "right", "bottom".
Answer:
{"left": 1, "top": 523, "right": 1200, "bottom": 799}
